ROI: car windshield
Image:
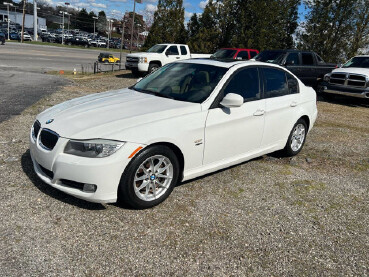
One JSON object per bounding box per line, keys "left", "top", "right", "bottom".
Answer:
{"left": 211, "top": 49, "right": 237, "bottom": 59}
{"left": 132, "top": 63, "right": 228, "bottom": 103}
{"left": 342, "top": 57, "right": 369, "bottom": 68}
{"left": 147, "top": 45, "right": 167, "bottom": 53}
{"left": 254, "top": 51, "right": 286, "bottom": 63}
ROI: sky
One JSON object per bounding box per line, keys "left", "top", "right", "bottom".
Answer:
{"left": 33, "top": 0, "right": 308, "bottom": 22}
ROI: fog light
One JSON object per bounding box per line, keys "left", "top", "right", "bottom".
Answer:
{"left": 83, "top": 184, "right": 97, "bottom": 193}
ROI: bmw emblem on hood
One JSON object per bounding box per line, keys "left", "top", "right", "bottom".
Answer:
{"left": 46, "top": 119, "right": 54, "bottom": 124}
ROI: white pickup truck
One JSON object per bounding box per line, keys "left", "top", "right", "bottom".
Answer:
{"left": 322, "top": 55, "right": 369, "bottom": 99}
{"left": 125, "top": 44, "right": 211, "bottom": 75}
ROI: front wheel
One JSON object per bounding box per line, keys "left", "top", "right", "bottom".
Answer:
{"left": 118, "top": 145, "right": 179, "bottom": 209}
{"left": 148, "top": 63, "right": 160, "bottom": 74}
{"left": 282, "top": 119, "right": 307, "bottom": 157}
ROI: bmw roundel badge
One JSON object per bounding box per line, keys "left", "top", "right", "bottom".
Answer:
{"left": 46, "top": 119, "right": 54, "bottom": 124}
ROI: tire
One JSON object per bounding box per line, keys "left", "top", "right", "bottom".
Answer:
{"left": 148, "top": 63, "right": 160, "bottom": 74}
{"left": 281, "top": 119, "right": 308, "bottom": 157}
{"left": 322, "top": 92, "right": 334, "bottom": 101}
{"left": 118, "top": 145, "right": 180, "bottom": 209}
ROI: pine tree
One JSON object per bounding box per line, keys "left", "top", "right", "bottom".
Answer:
{"left": 144, "top": 0, "right": 186, "bottom": 47}
{"left": 298, "top": 0, "right": 358, "bottom": 62}
{"left": 97, "top": 11, "right": 107, "bottom": 34}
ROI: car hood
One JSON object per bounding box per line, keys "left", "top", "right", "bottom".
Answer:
{"left": 332, "top": 67, "right": 369, "bottom": 76}
{"left": 37, "top": 88, "right": 200, "bottom": 141}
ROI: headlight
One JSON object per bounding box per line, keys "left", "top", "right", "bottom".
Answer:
{"left": 64, "top": 139, "right": 124, "bottom": 158}
{"left": 139, "top": 57, "right": 147, "bottom": 63}
{"left": 324, "top": 73, "right": 331, "bottom": 82}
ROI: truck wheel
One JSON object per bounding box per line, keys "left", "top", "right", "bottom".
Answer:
{"left": 148, "top": 63, "right": 160, "bottom": 74}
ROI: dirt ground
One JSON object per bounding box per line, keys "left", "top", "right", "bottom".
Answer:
{"left": 1, "top": 71, "right": 368, "bottom": 276}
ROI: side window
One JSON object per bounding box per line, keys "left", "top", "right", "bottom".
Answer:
{"left": 250, "top": 51, "right": 258, "bottom": 58}
{"left": 287, "top": 73, "right": 299, "bottom": 94}
{"left": 263, "top": 68, "right": 289, "bottom": 98}
{"left": 285, "top": 53, "right": 300, "bottom": 65}
{"left": 180, "top": 46, "right": 188, "bottom": 55}
{"left": 237, "top": 51, "right": 249, "bottom": 60}
{"left": 223, "top": 68, "right": 260, "bottom": 102}
{"left": 166, "top": 46, "right": 179, "bottom": 55}
{"left": 316, "top": 54, "right": 324, "bottom": 63}
{"left": 301, "top": 53, "right": 314, "bottom": 65}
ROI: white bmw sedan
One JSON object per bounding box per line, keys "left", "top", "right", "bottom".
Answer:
{"left": 30, "top": 59, "right": 317, "bottom": 209}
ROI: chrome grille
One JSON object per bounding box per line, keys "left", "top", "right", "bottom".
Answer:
{"left": 329, "top": 73, "right": 367, "bottom": 88}
{"left": 329, "top": 73, "right": 346, "bottom": 85}
{"left": 126, "top": 57, "right": 139, "bottom": 62}
{"left": 40, "top": 129, "right": 59, "bottom": 150}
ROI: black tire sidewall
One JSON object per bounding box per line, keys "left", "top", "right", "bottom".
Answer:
{"left": 283, "top": 119, "right": 308, "bottom": 157}
{"left": 149, "top": 64, "right": 159, "bottom": 73}
{"left": 118, "top": 145, "right": 179, "bottom": 209}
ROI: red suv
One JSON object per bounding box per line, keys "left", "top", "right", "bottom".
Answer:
{"left": 211, "top": 48, "right": 259, "bottom": 60}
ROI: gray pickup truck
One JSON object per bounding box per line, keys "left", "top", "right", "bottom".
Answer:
{"left": 254, "top": 50, "right": 336, "bottom": 89}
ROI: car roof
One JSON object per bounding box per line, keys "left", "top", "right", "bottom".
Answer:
{"left": 177, "top": 58, "right": 280, "bottom": 69}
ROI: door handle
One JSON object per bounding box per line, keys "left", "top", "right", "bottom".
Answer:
{"left": 253, "top": 109, "right": 265, "bottom": 116}
{"left": 290, "top": 101, "right": 298, "bottom": 107}
{"left": 176, "top": 57, "right": 180, "bottom": 59}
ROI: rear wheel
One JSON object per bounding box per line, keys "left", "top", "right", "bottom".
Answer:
{"left": 118, "top": 145, "right": 179, "bottom": 209}
{"left": 282, "top": 119, "right": 307, "bottom": 157}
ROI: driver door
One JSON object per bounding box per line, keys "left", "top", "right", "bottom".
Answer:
{"left": 165, "top": 45, "right": 181, "bottom": 63}
{"left": 204, "top": 67, "right": 265, "bottom": 165}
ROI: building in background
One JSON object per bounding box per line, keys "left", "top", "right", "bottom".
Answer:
{"left": 0, "top": 9, "right": 46, "bottom": 30}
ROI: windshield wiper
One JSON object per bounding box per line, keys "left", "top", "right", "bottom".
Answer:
{"left": 133, "top": 88, "right": 174, "bottom": 99}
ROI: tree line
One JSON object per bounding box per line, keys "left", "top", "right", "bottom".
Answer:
{"left": 144, "top": 0, "right": 369, "bottom": 62}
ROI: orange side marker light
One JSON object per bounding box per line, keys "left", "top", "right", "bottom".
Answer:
{"left": 128, "top": 147, "right": 143, "bottom": 159}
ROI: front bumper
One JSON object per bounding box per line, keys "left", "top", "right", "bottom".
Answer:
{"left": 29, "top": 129, "right": 145, "bottom": 203}
{"left": 323, "top": 83, "right": 369, "bottom": 99}
{"left": 125, "top": 62, "right": 149, "bottom": 72}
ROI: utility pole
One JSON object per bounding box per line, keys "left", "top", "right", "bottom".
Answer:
{"left": 129, "top": 0, "right": 141, "bottom": 53}
{"left": 59, "top": 11, "right": 66, "bottom": 44}
{"left": 119, "top": 15, "right": 126, "bottom": 70}
{"left": 33, "top": 0, "right": 37, "bottom": 41}
{"left": 4, "top": 2, "right": 13, "bottom": 41}
{"left": 21, "top": 0, "right": 27, "bottom": 43}
{"left": 93, "top": 16, "right": 98, "bottom": 38}
{"left": 65, "top": 2, "right": 70, "bottom": 33}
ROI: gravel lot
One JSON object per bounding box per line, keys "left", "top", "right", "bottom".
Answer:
{"left": 1, "top": 71, "right": 368, "bottom": 276}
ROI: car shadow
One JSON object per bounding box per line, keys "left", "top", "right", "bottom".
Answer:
{"left": 21, "top": 150, "right": 106, "bottom": 210}
{"left": 317, "top": 94, "right": 369, "bottom": 108}
{"left": 115, "top": 72, "right": 139, "bottom": 79}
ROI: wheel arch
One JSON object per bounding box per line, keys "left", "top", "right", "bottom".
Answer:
{"left": 299, "top": 115, "right": 310, "bottom": 131}
{"left": 148, "top": 142, "right": 185, "bottom": 181}
{"left": 149, "top": 60, "right": 162, "bottom": 67}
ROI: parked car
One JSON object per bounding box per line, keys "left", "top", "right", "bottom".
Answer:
{"left": 91, "top": 39, "right": 107, "bottom": 48}
{"left": 9, "top": 32, "right": 20, "bottom": 41}
{"left": 321, "top": 55, "right": 369, "bottom": 99}
{"left": 19, "top": 32, "right": 32, "bottom": 41}
{"left": 29, "top": 59, "right": 317, "bottom": 209}
{"left": 0, "top": 32, "right": 5, "bottom": 45}
{"left": 98, "top": 53, "right": 120, "bottom": 63}
{"left": 125, "top": 44, "right": 211, "bottom": 75}
{"left": 65, "top": 37, "right": 90, "bottom": 48}
{"left": 253, "top": 50, "right": 336, "bottom": 88}
{"left": 212, "top": 48, "right": 259, "bottom": 60}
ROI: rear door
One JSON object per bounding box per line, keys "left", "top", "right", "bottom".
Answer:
{"left": 299, "top": 52, "right": 317, "bottom": 87}
{"left": 260, "top": 67, "right": 300, "bottom": 149}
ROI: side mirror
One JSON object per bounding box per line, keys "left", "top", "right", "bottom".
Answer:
{"left": 220, "top": 93, "right": 243, "bottom": 108}
{"left": 285, "top": 60, "right": 295, "bottom": 66}
{"left": 136, "top": 77, "right": 142, "bottom": 83}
